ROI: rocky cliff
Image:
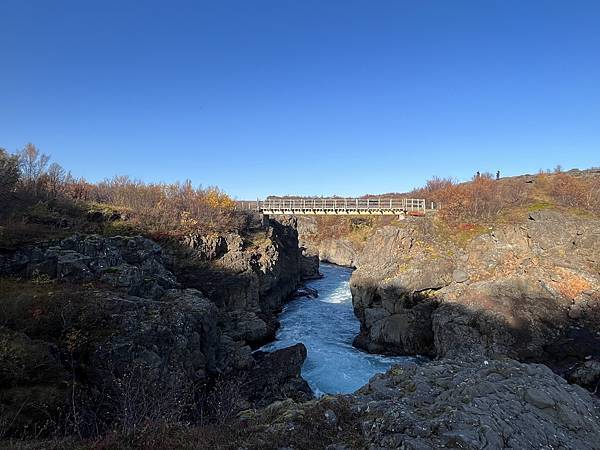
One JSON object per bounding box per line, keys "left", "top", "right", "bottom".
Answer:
{"left": 295, "top": 216, "right": 359, "bottom": 267}
{"left": 165, "top": 219, "right": 316, "bottom": 366}
{"left": 350, "top": 210, "right": 600, "bottom": 385}
{"left": 0, "top": 219, "right": 313, "bottom": 436}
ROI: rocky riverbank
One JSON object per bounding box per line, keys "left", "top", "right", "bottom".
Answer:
{"left": 0, "top": 218, "right": 315, "bottom": 437}
{"left": 349, "top": 210, "right": 600, "bottom": 389}
{"left": 232, "top": 355, "right": 600, "bottom": 449}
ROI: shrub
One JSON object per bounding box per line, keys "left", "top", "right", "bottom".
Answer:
{"left": 0, "top": 144, "right": 248, "bottom": 237}
{"left": 413, "top": 173, "right": 537, "bottom": 224}
{"left": 90, "top": 177, "right": 243, "bottom": 234}
{"left": 548, "top": 173, "right": 600, "bottom": 212}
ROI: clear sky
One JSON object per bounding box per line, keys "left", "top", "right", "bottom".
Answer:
{"left": 1, "top": 1, "right": 599, "bottom": 199}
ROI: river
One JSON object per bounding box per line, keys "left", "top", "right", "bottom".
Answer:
{"left": 260, "top": 262, "right": 420, "bottom": 395}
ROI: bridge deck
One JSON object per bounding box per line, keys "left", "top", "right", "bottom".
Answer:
{"left": 236, "top": 198, "right": 433, "bottom": 215}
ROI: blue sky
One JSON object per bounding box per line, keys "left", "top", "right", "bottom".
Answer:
{"left": 1, "top": 1, "right": 599, "bottom": 199}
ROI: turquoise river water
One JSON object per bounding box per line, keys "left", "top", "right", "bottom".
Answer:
{"left": 260, "top": 262, "right": 419, "bottom": 395}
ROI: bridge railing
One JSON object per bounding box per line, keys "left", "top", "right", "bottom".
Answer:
{"left": 235, "top": 198, "right": 434, "bottom": 213}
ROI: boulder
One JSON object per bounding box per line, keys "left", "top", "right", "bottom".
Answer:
{"left": 354, "top": 300, "right": 436, "bottom": 356}
{"left": 452, "top": 269, "right": 469, "bottom": 283}
{"left": 246, "top": 343, "right": 313, "bottom": 407}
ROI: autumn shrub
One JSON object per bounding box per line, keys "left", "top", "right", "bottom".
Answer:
{"left": 90, "top": 176, "right": 244, "bottom": 234}
{"left": 194, "top": 373, "right": 248, "bottom": 426}
{"left": 0, "top": 144, "right": 248, "bottom": 238}
{"left": 414, "top": 174, "right": 499, "bottom": 224}
{"left": 309, "top": 216, "right": 393, "bottom": 247}
{"left": 418, "top": 170, "right": 599, "bottom": 227}
{"left": 548, "top": 173, "right": 600, "bottom": 213}
{"left": 411, "top": 173, "right": 534, "bottom": 225}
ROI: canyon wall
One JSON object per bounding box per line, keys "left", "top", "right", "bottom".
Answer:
{"left": 0, "top": 218, "right": 314, "bottom": 434}
{"left": 349, "top": 210, "right": 600, "bottom": 383}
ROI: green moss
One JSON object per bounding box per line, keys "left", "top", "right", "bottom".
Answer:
{"left": 26, "top": 202, "right": 60, "bottom": 219}
{"left": 101, "top": 220, "right": 138, "bottom": 237}
{"left": 527, "top": 201, "right": 555, "bottom": 212}
{"left": 389, "top": 366, "right": 405, "bottom": 377}
{"left": 433, "top": 218, "right": 487, "bottom": 248}
{"left": 455, "top": 225, "right": 488, "bottom": 246}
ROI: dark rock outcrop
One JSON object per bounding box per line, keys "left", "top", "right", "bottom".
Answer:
{"left": 0, "top": 234, "right": 223, "bottom": 388}
{"left": 245, "top": 343, "right": 312, "bottom": 408}
{"left": 167, "top": 220, "right": 310, "bottom": 371}
{"left": 242, "top": 356, "right": 600, "bottom": 449}
{"left": 350, "top": 224, "right": 452, "bottom": 356}
{"left": 0, "top": 234, "right": 179, "bottom": 299}
{"left": 0, "top": 326, "right": 67, "bottom": 431}
{"left": 299, "top": 251, "right": 321, "bottom": 280}
{"left": 0, "top": 280, "right": 220, "bottom": 434}
{"left": 568, "top": 360, "right": 600, "bottom": 392}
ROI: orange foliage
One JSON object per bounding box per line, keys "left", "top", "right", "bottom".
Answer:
{"left": 552, "top": 268, "right": 592, "bottom": 300}
{"left": 89, "top": 177, "right": 243, "bottom": 234}
{"left": 1, "top": 144, "right": 245, "bottom": 236}
{"left": 414, "top": 170, "right": 600, "bottom": 225}
{"left": 548, "top": 173, "right": 600, "bottom": 212}
{"left": 413, "top": 174, "right": 528, "bottom": 224}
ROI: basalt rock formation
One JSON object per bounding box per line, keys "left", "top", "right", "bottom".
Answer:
{"left": 350, "top": 210, "right": 600, "bottom": 385}
{"left": 294, "top": 216, "right": 359, "bottom": 267}
{"left": 239, "top": 355, "right": 600, "bottom": 449}
{"left": 244, "top": 343, "right": 312, "bottom": 408}
{"left": 0, "top": 233, "right": 180, "bottom": 298}
{"left": 0, "top": 220, "right": 313, "bottom": 436}
{"left": 165, "top": 219, "right": 315, "bottom": 368}
{"left": 317, "top": 238, "right": 357, "bottom": 267}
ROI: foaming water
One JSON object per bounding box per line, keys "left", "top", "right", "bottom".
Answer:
{"left": 260, "top": 262, "right": 420, "bottom": 395}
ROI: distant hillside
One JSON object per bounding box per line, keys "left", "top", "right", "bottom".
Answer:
{"left": 297, "top": 167, "right": 600, "bottom": 252}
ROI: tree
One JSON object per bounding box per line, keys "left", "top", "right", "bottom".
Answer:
{"left": 0, "top": 148, "right": 20, "bottom": 203}
{"left": 46, "top": 162, "right": 66, "bottom": 198}
{"left": 18, "top": 143, "right": 50, "bottom": 194}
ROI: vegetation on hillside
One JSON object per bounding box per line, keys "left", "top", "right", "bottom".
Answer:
{"left": 307, "top": 168, "right": 600, "bottom": 245}
{"left": 0, "top": 144, "right": 248, "bottom": 247}
{"left": 410, "top": 169, "right": 600, "bottom": 224}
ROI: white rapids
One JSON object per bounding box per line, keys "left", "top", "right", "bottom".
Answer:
{"left": 260, "top": 262, "right": 421, "bottom": 396}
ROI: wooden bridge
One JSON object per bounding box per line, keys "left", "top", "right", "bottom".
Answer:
{"left": 236, "top": 198, "right": 436, "bottom": 216}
